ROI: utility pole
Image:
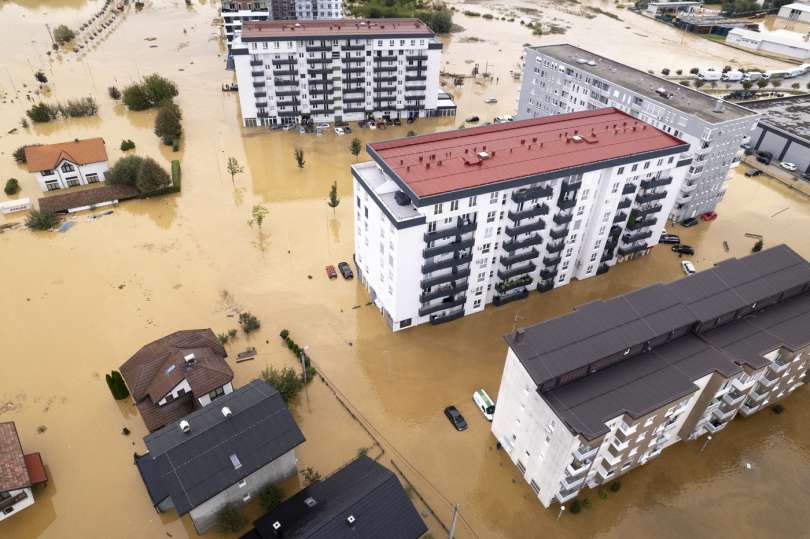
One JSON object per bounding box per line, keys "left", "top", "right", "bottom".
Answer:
{"left": 448, "top": 504, "right": 459, "bottom": 539}
{"left": 557, "top": 505, "right": 566, "bottom": 520}
{"left": 45, "top": 24, "right": 55, "bottom": 46}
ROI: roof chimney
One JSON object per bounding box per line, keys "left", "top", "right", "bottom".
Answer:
{"left": 222, "top": 406, "right": 232, "bottom": 418}
{"left": 179, "top": 420, "right": 191, "bottom": 433}
{"left": 347, "top": 515, "right": 356, "bottom": 527}
{"left": 184, "top": 353, "right": 195, "bottom": 365}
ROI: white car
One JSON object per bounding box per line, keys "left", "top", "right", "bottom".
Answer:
{"left": 681, "top": 260, "right": 696, "bottom": 275}
{"left": 316, "top": 122, "right": 330, "bottom": 130}
{"left": 780, "top": 161, "right": 797, "bottom": 171}
{"left": 473, "top": 389, "right": 496, "bottom": 421}
{"left": 334, "top": 127, "right": 345, "bottom": 136}
{"left": 484, "top": 97, "right": 498, "bottom": 104}
{"left": 494, "top": 114, "right": 513, "bottom": 123}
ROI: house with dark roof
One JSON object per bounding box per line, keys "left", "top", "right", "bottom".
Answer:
{"left": 0, "top": 422, "right": 48, "bottom": 522}
{"left": 492, "top": 244, "right": 810, "bottom": 508}
{"left": 135, "top": 380, "right": 305, "bottom": 534}
{"left": 240, "top": 455, "right": 427, "bottom": 539}
{"left": 120, "top": 329, "right": 235, "bottom": 432}
{"left": 24, "top": 138, "right": 109, "bottom": 192}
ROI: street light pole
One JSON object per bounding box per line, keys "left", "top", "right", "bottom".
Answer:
{"left": 448, "top": 504, "right": 459, "bottom": 539}
{"left": 557, "top": 505, "right": 566, "bottom": 520}
{"left": 299, "top": 345, "right": 311, "bottom": 412}
{"left": 700, "top": 434, "right": 713, "bottom": 452}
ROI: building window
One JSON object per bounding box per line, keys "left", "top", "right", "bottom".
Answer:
{"left": 490, "top": 191, "right": 499, "bottom": 203}
{"left": 468, "top": 195, "right": 477, "bottom": 207}
{"left": 486, "top": 211, "right": 496, "bottom": 223}
{"left": 85, "top": 173, "right": 99, "bottom": 184}
{"left": 450, "top": 200, "right": 459, "bottom": 211}
{"left": 45, "top": 180, "right": 60, "bottom": 191}
{"left": 209, "top": 386, "right": 226, "bottom": 401}
{"left": 473, "top": 299, "right": 482, "bottom": 308}
{"left": 434, "top": 203, "right": 443, "bottom": 215}
{"left": 61, "top": 162, "right": 75, "bottom": 173}
{"left": 42, "top": 169, "right": 54, "bottom": 176}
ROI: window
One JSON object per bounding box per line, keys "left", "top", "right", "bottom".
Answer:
{"left": 490, "top": 191, "right": 499, "bottom": 203}
{"left": 61, "top": 162, "right": 75, "bottom": 173}
{"left": 42, "top": 169, "right": 54, "bottom": 176}
{"left": 468, "top": 195, "right": 477, "bottom": 207}
{"left": 434, "top": 203, "right": 443, "bottom": 215}
{"left": 45, "top": 180, "right": 60, "bottom": 191}
{"left": 486, "top": 211, "right": 496, "bottom": 223}
{"left": 481, "top": 243, "right": 491, "bottom": 254}
{"left": 473, "top": 299, "right": 482, "bottom": 308}
{"left": 209, "top": 386, "right": 226, "bottom": 401}
{"left": 450, "top": 200, "right": 459, "bottom": 211}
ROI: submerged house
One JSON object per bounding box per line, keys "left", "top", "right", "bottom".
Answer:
{"left": 24, "top": 138, "right": 109, "bottom": 192}
{"left": 120, "top": 329, "right": 235, "bottom": 432}
{"left": 0, "top": 422, "right": 47, "bottom": 522}
{"left": 135, "top": 380, "right": 306, "bottom": 534}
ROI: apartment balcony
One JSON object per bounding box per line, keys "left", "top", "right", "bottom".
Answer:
{"left": 635, "top": 204, "right": 662, "bottom": 218}
{"left": 343, "top": 56, "right": 365, "bottom": 64}
{"left": 542, "top": 226, "right": 565, "bottom": 241}
{"left": 423, "top": 219, "right": 477, "bottom": 242}
{"left": 500, "top": 248, "right": 539, "bottom": 266}
{"left": 721, "top": 391, "right": 747, "bottom": 408}
{"left": 557, "top": 197, "right": 577, "bottom": 210}
{"left": 250, "top": 60, "right": 263, "bottom": 67}
{"left": 251, "top": 70, "right": 264, "bottom": 77}
{"left": 254, "top": 91, "right": 267, "bottom": 98}
{"left": 508, "top": 203, "right": 549, "bottom": 221}
{"left": 613, "top": 211, "right": 628, "bottom": 224}
{"left": 430, "top": 306, "right": 465, "bottom": 325}
{"left": 342, "top": 67, "right": 365, "bottom": 74}
{"left": 640, "top": 176, "right": 673, "bottom": 190}
{"left": 405, "top": 84, "right": 427, "bottom": 92}
{"left": 740, "top": 400, "right": 761, "bottom": 416}
{"left": 712, "top": 407, "right": 736, "bottom": 422}
{"left": 374, "top": 76, "right": 398, "bottom": 83}
{"left": 307, "top": 68, "right": 330, "bottom": 76}
{"left": 405, "top": 75, "right": 427, "bottom": 82}
{"left": 560, "top": 180, "right": 581, "bottom": 194}
{"left": 770, "top": 358, "right": 790, "bottom": 374}
{"left": 272, "top": 59, "right": 296, "bottom": 67}
{"left": 618, "top": 243, "right": 647, "bottom": 256}
{"left": 497, "top": 262, "right": 536, "bottom": 281}
{"left": 252, "top": 81, "right": 265, "bottom": 88}
{"left": 566, "top": 459, "right": 591, "bottom": 477}
{"left": 748, "top": 387, "right": 769, "bottom": 403}
{"left": 543, "top": 255, "right": 561, "bottom": 267}
{"left": 419, "top": 296, "right": 466, "bottom": 317}
{"left": 276, "top": 90, "right": 299, "bottom": 97}
{"left": 676, "top": 192, "right": 692, "bottom": 204}
{"left": 341, "top": 45, "right": 365, "bottom": 51}
{"left": 617, "top": 197, "right": 632, "bottom": 210}
{"left": 758, "top": 374, "right": 778, "bottom": 388}
{"left": 512, "top": 184, "right": 553, "bottom": 202}
{"left": 407, "top": 54, "right": 428, "bottom": 61}
{"left": 622, "top": 183, "right": 636, "bottom": 195}
{"left": 422, "top": 238, "right": 474, "bottom": 258}
{"left": 255, "top": 100, "right": 268, "bottom": 108}
{"left": 636, "top": 191, "right": 667, "bottom": 204}
{"left": 546, "top": 241, "right": 564, "bottom": 254}
{"left": 308, "top": 57, "right": 332, "bottom": 65}
{"left": 611, "top": 438, "right": 630, "bottom": 452}
{"left": 495, "top": 275, "right": 533, "bottom": 293}
{"left": 306, "top": 45, "right": 332, "bottom": 52}
{"left": 419, "top": 280, "right": 468, "bottom": 303}
{"left": 556, "top": 488, "right": 579, "bottom": 504}
{"left": 493, "top": 288, "right": 530, "bottom": 306}
{"left": 622, "top": 230, "right": 653, "bottom": 244}
{"left": 601, "top": 250, "right": 615, "bottom": 263}
{"left": 0, "top": 490, "right": 28, "bottom": 513}
{"left": 731, "top": 376, "right": 757, "bottom": 392}
{"left": 505, "top": 219, "right": 546, "bottom": 237}
{"left": 559, "top": 474, "right": 585, "bottom": 492}
{"left": 681, "top": 181, "right": 697, "bottom": 193}
{"left": 537, "top": 280, "right": 555, "bottom": 293}
{"left": 420, "top": 268, "right": 470, "bottom": 289}
{"left": 421, "top": 254, "right": 472, "bottom": 274}
{"left": 503, "top": 234, "right": 543, "bottom": 252}
{"left": 627, "top": 217, "right": 657, "bottom": 231}
{"left": 275, "top": 80, "right": 299, "bottom": 87}
{"left": 703, "top": 419, "right": 727, "bottom": 434}
{"left": 552, "top": 213, "right": 573, "bottom": 226}
{"left": 540, "top": 268, "right": 558, "bottom": 280}
{"left": 344, "top": 77, "right": 366, "bottom": 85}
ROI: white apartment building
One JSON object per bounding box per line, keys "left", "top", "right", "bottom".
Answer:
{"left": 352, "top": 108, "right": 691, "bottom": 331}
{"left": 492, "top": 245, "right": 810, "bottom": 507}
{"left": 517, "top": 44, "right": 761, "bottom": 222}
{"left": 24, "top": 138, "right": 109, "bottom": 192}
{"left": 232, "top": 19, "right": 449, "bottom": 126}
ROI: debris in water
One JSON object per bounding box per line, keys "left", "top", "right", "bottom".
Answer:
{"left": 118, "top": 284, "right": 126, "bottom": 289}
{"left": 58, "top": 221, "right": 76, "bottom": 233}
{"left": 744, "top": 233, "right": 763, "bottom": 239}
{"left": 122, "top": 426, "right": 130, "bottom": 435}
{"left": 723, "top": 241, "right": 729, "bottom": 252}
{"left": 236, "top": 347, "right": 257, "bottom": 363}
{"left": 36, "top": 425, "right": 47, "bottom": 434}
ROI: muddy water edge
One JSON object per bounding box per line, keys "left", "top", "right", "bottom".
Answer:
{"left": 1, "top": 1, "right": 809, "bottom": 539}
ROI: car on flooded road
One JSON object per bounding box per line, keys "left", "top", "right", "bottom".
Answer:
{"left": 337, "top": 261, "right": 354, "bottom": 280}
{"left": 334, "top": 127, "right": 345, "bottom": 136}
{"left": 473, "top": 389, "right": 496, "bottom": 421}
{"left": 701, "top": 211, "right": 718, "bottom": 221}
{"left": 681, "top": 217, "right": 699, "bottom": 228}
{"left": 780, "top": 161, "right": 798, "bottom": 172}
{"left": 659, "top": 233, "right": 680, "bottom": 244}
{"left": 325, "top": 265, "right": 337, "bottom": 279}
{"left": 745, "top": 168, "right": 762, "bottom": 177}
{"left": 484, "top": 97, "right": 498, "bottom": 104}
{"left": 444, "top": 405, "right": 468, "bottom": 431}
{"left": 672, "top": 244, "right": 695, "bottom": 255}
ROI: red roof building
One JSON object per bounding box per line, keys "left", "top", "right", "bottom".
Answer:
{"left": 0, "top": 422, "right": 47, "bottom": 521}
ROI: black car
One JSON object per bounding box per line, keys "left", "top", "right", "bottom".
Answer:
{"left": 659, "top": 233, "right": 681, "bottom": 244}
{"left": 337, "top": 262, "right": 354, "bottom": 280}
{"left": 681, "top": 217, "right": 699, "bottom": 228}
{"left": 465, "top": 115, "right": 480, "bottom": 123}
{"left": 745, "top": 168, "right": 762, "bottom": 177}
{"left": 672, "top": 244, "right": 695, "bottom": 255}
{"left": 756, "top": 151, "right": 773, "bottom": 165}
{"left": 444, "top": 406, "right": 468, "bottom": 431}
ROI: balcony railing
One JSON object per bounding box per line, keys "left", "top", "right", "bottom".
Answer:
{"left": 618, "top": 243, "right": 647, "bottom": 256}
{"left": 497, "top": 262, "right": 536, "bottom": 280}
{"left": 770, "top": 358, "right": 790, "bottom": 374}
{"left": 512, "top": 184, "right": 553, "bottom": 202}
{"left": 573, "top": 444, "right": 597, "bottom": 461}
{"left": 420, "top": 268, "right": 470, "bottom": 289}
{"left": 635, "top": 204, "right": 663, "bottom": 217}
{"left": 627, "top": 217, "right": 657, "bottom": 231}
{"left": 546, "top": 242, "right": 564, "bottom": 254}
{"left": 622, "top": 183, "right": 636, "bottom": 195}
{"left": 540, "top": 268, "right": 558, "bottom": 280}
{"left": 505, "top": 219, "right": 546, "bottom": 237}
{"left": 613, "top": 211, "right": 628, "bottom": 224}
{"left": 421, "top": 254, "right": 472, "bottom": 274}
{"left": 500, "top": 248, "right": 539, "bottom": 267}
{"left": 496, "top": 275, "right": 533, "bottom": 293}
{"left": 557, "top": 197, "right": 577, "bottom": 210}
{"left": 423, "top": 219, "right": 476, "bottom": 242}
{"left": 617, "top": 197, "right": 632, "bottom": 209}
{"left": 549, "top": 227, "right": 568, "bottom": 241}
{"left": 721, "top": 391, "right": 746, "bottom": 408}
{"left": 422, "top": 238, "right": 474, "bottom": 258}
{"left": 493, "top": 288, "right": 530, "bottom": 306}
{"left": 430, "top": 306, "right": 465, "bottom": 325}
{"left": 636, "top": 191, "right": 667, "bottom": 204}
{"left": 622, "top": 230, "right": 653, "bottom": 244}
{"left": 0, "top": 490, "right": 28, "bottom": 512}
{"left": 552, "top": 213, "right": 573, "bottom": 226}
{"left": 250, "top": 60, "right": 263, "bottom": 67}
{"left": 543, "top": 255, "right": 561, "bottom": 267}
{"left": 640, "top": 176, "right": 673, "bottom": 190}
{"left": 419, "top": 296, "right": 466, "bottom": 317}
{"left": 503, "top": 234, "right": 543, "bottom": 252}
{"left": 420, "top": 280, "right": 468, "bottom": 303}
{"left": 508, "top": 203, "right": 549, "bottom": 221}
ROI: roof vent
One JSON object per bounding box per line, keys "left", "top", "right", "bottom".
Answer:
{"left": 576, "top": 57, "right": 587, "bottom": 64}
{"left": 304, "top": 496, "right": 317, "bottom": 508}
{"left": 571, "top": 135, "right": 584, "bottom": 143}
{"left": 587, "top": 60, "right": 596, "bottom": 66}
{"left": 179, "top": 420, "right": 191, "bottom": 433}
{"left": 347, "top": 515, "right": 356, "bottom": 527}
{"left": 222, "top": 406, "right": 232, "bottom": 418}
{"left": 184, "top": 353, "right": 195, "bottom": 364}
{"left": 477, "top": 151, "right": 490, "bottom": 160}
{"left": 272, "top": 521, "right": 282, "bottom": 536}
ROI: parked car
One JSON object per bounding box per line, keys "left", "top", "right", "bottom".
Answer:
{"left": 494, "top": 114, "right": 513, "bottom": 123}
{"left": 282, "top": 124, "right": 296, "bottom": 131}
{"left": 780, "top": 161, "right": 798, "bottom": 172}
{"left": 681, "top": 260, "right": 696, "bottom": 275}
{"left": 343, "top": 126, "right": 353, "bottom": 134}
{"left": 444, "top": 405, "right": 468, "bottom": 431}
{"left": 681, "top": 217, "right": 699, "bottom": 228}
{"left": 472, "top": 389, "right": 496, "bottom": 422}
{"left": 484, "top": 97, "right": 498, "bottom": 103}
{"left": 756, "top": 151, "right": 773, "bottom": 165}
{"left": 701, "top": 211, "right": 718, "bottom": 221}
{"left": 337, "top": 261, "right": 354, "bottom": 280}
{"left": 745, "top": 168, "right": 762, "bottom": 177}
{"left": 672, "top": 244, "right": 695, "bottom": 255}
{"left": 316, "top": 122, "right": 330, "bottom": 130}
{"left": 465, "top": 115, "right": 480, "bottom": 123}
{"left": 659, "top": 233, "right": 681, "bottom": 244}
{"left": 334, "top": 127, "right": 345, "bottom": 136}
{"left": 325, "top": 265, "right": 337, "bottom": 279}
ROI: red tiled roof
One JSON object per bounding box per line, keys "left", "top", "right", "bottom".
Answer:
{"left": 25, "top": 138, "right": 108, "bottom": 173}
{"left": 242, "top": 18, "right": 434, "bottom": 40}
{"left": 0, "top": 422, "right": 30, "bottom": 492}
{"left": 23, "top": 453, "right": 47, "bottom": 486}
{"left": 368, "top": 109, "right": 688, "bottom": 198}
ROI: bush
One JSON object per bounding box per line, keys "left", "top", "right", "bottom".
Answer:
{"left": 13, "top": 144, "right": 40, "bottom": 163}
{"left": 120, "top": 139, "right": 136, "bottom": 151}
{"left": 4, "top": 178, "right": 20, "bottom": 196}
{"left": 239, "top": 311, "right": 261, "bottom": 333}
{"left": 301, "top": 466, "right": 322, "bottom": 485}
{"left": 143, "top": 73, "right": 179, "bottom": 105}
{"left": 106, "top": 155, "right": 144, "bottom": 186}
{"left": 259, "top": 483, "right": 284, "bottom": 511}
{"left": 122, "top": 83, "right": 151, "bottom": 111}
{"left": 609, "top": 481, "right": 622, "bottom": 492}
{"left": 279, "top": 329, "right": 290, "bottom": 339}
{"left": 25, "top": 209, "right": 61, "bottom": 230}
{"left": 35, "top": 71, "right": 48, "bottom": 84}
{"left": 689, "top": 67, "right": 699, "bottom": 75}
{"left": 105, "top": 370, "right": 130, "bottom": 400}
{"left": 215, "top": 503, "right": 245, "bottom": 533}
{"left": 154, "top": 101, "right": 182, "bottom": 141}
{"left": 752, "top": 239, "right": 763, "bottom": 252}
{"left": 53, "top": 25, "right": 76, "bottom": 44}
{"left": 661, "top": 68, "right": 670, "bottom": 75}
{"left": 57, "top": 97, "right": 98, "bottom": 118}
{"left": 570, "top": 499, "right": 582, "bottom": 513}
{"left": 27, "top": 103, "right": 56, "bottom": 123}
{"left": 482, "top": 12, "right": 494, "bottom": 19}
{"left": 108, "top": 86, "right": 121, "bottom": 99}
{"left": 679, "top": 80, "right": 690, "bottom": 87}
{"left": 676, "top": 69, "right": 683, "bottom": 75}
{"left": 261, "top": 366, "right": 304, "bottom": 403}
{"left": 135, "top": 156, "right": 171, "bottom": 194}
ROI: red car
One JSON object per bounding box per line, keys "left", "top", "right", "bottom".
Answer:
{"left": 701, "top": 211, "right": 718, "bottom": 222}
{"left": 325, "top": 265, "right": 337, "bottom": 279}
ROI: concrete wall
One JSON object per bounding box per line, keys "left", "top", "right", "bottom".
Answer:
{"left": 188, "top": 449, "right": 298, "bottom": 533}
{"left": 778, "top": 4, "right": 810, "bottom": 23}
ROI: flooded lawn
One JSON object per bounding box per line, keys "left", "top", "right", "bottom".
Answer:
{"left": 1, "top": 1, "right": 809, "bottom": 538}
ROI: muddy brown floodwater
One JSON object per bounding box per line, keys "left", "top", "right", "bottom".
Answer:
{"left": 0, "top": 1, "right": 809, "bottom": 538}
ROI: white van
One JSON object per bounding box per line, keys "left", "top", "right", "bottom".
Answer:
{"left": 494, "top": 114, "right": 513, "bottom": 123}
{"left": 785, "top": 66, "right": 806, "bottom": 78}
{"left": 698, "top": 70, "right": 721, "bottom": 81}
{"left": 766, "top": 69, "right": 788, "bottom": 79}
{"left": 721, "top": 71, "right": 743, "bottom": 82}
{"left": 473, "top": 389, "right": 496, "bottom": 421}
{"left": 743, "top": 71, "right": 768, "bottom": 81}
{"left": 0, "top": 198, "right": 31, "bottom": 214}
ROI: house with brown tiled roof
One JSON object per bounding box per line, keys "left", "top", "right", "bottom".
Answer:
{"left": 24, "top": 137, "right": 109, "bottom": 192}
{"left": 120, "top": 329, "right": 236, "bottom": 432}
{"left": 0, "top": 422, "right": 47, "bottom": 522}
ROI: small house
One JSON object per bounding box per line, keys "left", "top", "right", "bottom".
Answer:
{"left": 24, "top": 138, "right": 109, "bottom": 192}
{"left": 0, "top": 422, "right": 47, "bottom": 521}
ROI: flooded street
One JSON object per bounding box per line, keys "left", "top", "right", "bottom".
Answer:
{"left": 1, "top": 1, "right": 809, "bottom": 538}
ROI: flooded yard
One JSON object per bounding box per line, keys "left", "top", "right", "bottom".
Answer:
{"left": 1, "top": 1, "right": 809, "bottom": 538}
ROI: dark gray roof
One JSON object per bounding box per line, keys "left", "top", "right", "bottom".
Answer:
{"left": 243, "top": 456, "right": 427, "bottom": 539}
{"left": 506, "top": 244, "right": 810, "bottom": 439}
{"left": 739, "top": 94, "right": 810, "bottom": 140}
{"left": 136, "top": 380, "right": 305, "bottom": 515}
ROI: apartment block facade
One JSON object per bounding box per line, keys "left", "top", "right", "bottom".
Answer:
{"left": 492, "top": 245, "right": 810, "bottom": 507}
{"left": 352, "top": 108, "right": 691, "bottom": 331}
{"left": 232, "top": 19, "right": 446, "bottom": 126}
{"left": 517, "top": 44, "right": 761, "bottom": 222}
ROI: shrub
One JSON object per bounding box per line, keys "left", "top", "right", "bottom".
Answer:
{"left": 27, "top": 103, "right": 56, "bottom": 123}
{"left": 791, "top": 82, "right": 800, "bottom": 89}
{"left": 53, "top": 25, "right": 76, "bottom": 44}
{"left": 661, "top": 68, "right": 670, "bottom": 75}
{"left": 279, "top": 329, "right": 290, "bottom": 339}
{"left": 13, "top": 144, "right": 40, "bottom": 163}
{"left": 135, "top": 156, "right": 171, "bottom": 194}
{"left": 122, "top": 83, "right": 151, "bottom": 111}
{"left": 582, "top": 497, "right": 592, "bottom": 508}
{"left": 679, "top": 80, "right": 690, "bottom": 87}
{"left": 482, "top": 12, "right": 494, "bottom": 19}
{"left": 301, "top": 466, "right": 322, "bottom": 485}
{"left": 261, "top": 366, "right": 304, "bottom": 402}
{"left": 463, "top": 10, "right": 481, "bottom": 16}
{"left": 25, "top": 209, "right": 61, "bottom": 230}
{"left": 752, "top": 239, "right": 763, "bottom": 252}
{"left": 228, "top": 328, "right": 237, "bottom": 339}
{"left": 609, "top": 481, "right": 622, "bottom": 492}
{"left": 676, "top": 69, "right": 683, "bottom": 75}
{"left": 259, "top": 483, "right": 284, "bottom": 511}
{"left": 215, "top": 503, "right": 245, "bottom": 533}
{"left": 598, "top": 489, "right": 608, "bottom": 499}
{"left": 689, "top": 67, "right": 699, "bottom": 75}
{"left": 771, "top": 403, "right": 784, "bottom": 414}
{"left": 106, "top": 155, "right": 144, "bottom": 186}
{"left": 154, "top": 101, "right": 182, "bottom": 141}
{"left": 105, "top": 370, "right": 130, "bottom": 399}
{"left": 35, "top": 71, "right": 48, "bottom": 84}
{"left": 120, "top": 139, "right": 136, "bottom": 151}
{"left": 239, "top": 311, "right": 261, "bottom": 333}
{"left": 108, "top": 86, "right": 121, "bottom": 99}
{"left": 4, "top": 178, "right": 20, "bottom": 196}
{"left": 694, "top": 80, "right": 705, "bottom": 88}
{"left": 217, "top": 332, "right": 229, "bottom": 345}
{"left": 143, "top": 74, "right": 178, "bottom": 105}
{"left": 58, "top": 97, "right": 98, "bottom": 117}
{"left": 570, "top": 499, "right": 582, "bottom": 513}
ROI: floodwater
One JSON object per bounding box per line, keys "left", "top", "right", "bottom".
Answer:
{"left": 0, "top": 1, "right": 808, "bottom": 538}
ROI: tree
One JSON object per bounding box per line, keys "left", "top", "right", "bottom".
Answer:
{"left": 53, "top": 25, "right": 76, "bottom": 44}
{"left": 661, "top": 68, "right": 670, "bottom": 75}
{"left": 13, "top": 144, "right": 40, "bottom": 163}
{"left": 135, "top": 157, "right": 171, "bottom": 194}
{"left": 120, "top": 139, "right": 136, "bottom": 151}
{"left": 301, "top": 467, "right": 322, "bottom": 485}
{"left": 693, "top": 79, "right": 705, "bottom": 88}
{"left": 741, "top": 80, "right": 753, "bottom": 90}
{"left": 142, "top": 74, "right": 178, "bottom": 106}
{"left": 226, "top": 157, "right": 244, "bottom": 183}
{"left": 154, "top": 101, "right": 182, "bottom": 142}
{"left": 27, "top": 103, "right": 55, "bottom": 123}
{"left": 239, "top": 311, "right": 261, "bottom": 333}
{"left": 791, "top": 82, "right": 800, "bottom": 89}
{"left": 106, "top": 155, "right": 144, "bottom": 186}
{"left": 105, "top": 370, "right": 130, "bottom": 400}
{"left": 294, "top": 148, "right": 305, "bottom": 168}
{"left": 215, "top": 503, "right": 245, "bottom": 533}
{"left": 675, "top": 69, "right": 683, "bottom": 75}
{"left": 108, "top": 86, "right": 121, "bottom": 99}
{"left": 25, "top": 209, "right": 61, "bottom": 230}
{"left": 248, "top": 204, "right": 269, "bottom": 230}
{"left": 327, "top": 181, "right": 340, "bottom": 215}
{"left": 261, "top": 366, "right": 304, "bottom": 402}
{"left": 349, "top": 137, "right": 362, "bottom": 160}
{"left": 4, "top": 178, "right": 20, "bottom": 195}
{"left": 122, "top": 83, "right": 151, "bottom": 111}
{"left": 756, "top": 79, "right": 768, "bottom": 88}
{"left": 689, "top": 67, "right": 699, "bottom": 75}
{"left": 34, "top": 71, "right": 48, "bottom": 84}
{"left": 771, "top": 79, "right": 782, "bottom": 88}
{"left": 259, "top": 483, "right": 284, "bottom": 511}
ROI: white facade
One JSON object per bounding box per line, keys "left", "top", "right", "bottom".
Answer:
{"left": 233, "top": 22, "right": 444, "bottom": 126}
{"left": 727, "top": 28, "right": 810, "bottom": 61}
{"left": 33, "top": 159, "right": 108, "bottom": 193}
{"left": 778, "top": 2, "right": 810, "bottom": 23}
{"left": 517, "top": 45, "right": 760, "bottom": 221}
{"left": 197, "top": 381, "right": 235, "bottom": 407}
{"left": 352, "top": 144, "right": 688, "bottom": 331}
{"left": 0, "top": 487, "right": 35, "bottom": 521}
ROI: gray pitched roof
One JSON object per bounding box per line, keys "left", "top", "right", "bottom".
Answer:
{"left": 135, "top": 380, "right": 305, "bottom": 515}
{"left": 244, "top": 456, "right": 427, "bottom": 539}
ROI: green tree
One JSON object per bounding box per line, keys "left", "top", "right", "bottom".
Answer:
{"left": 27, "top": 103, "right": 55, "bottom": 123}
{"left": 259, "top": 483, "right": 284, "bottom": 511}
{"left": 327, "top": 181, "right": 340, "bottom": 215}
{"left": 108, "top": 86, "right": 121, "bottom": 99}
{"left": 135, "top": 157, "right": 171, "bottom": 194}
{"left": 105, "top": 370, "right": 130, "bottom": 400}
{"left": 349, "top": 137, "right": 362, "bottom": 160}
{"left": 741, "top": 80, "right": 753, "bottom": 90}
{"left": 106, "top": 155, "right": 144, "bottom": 186}
{"left": 122, "top": 84, "right": 151, "bottom": 111}
{"left": 248, "top": 204, "right": 269, "bottom": 230}
{"left": 120, "top": 139, "right": 136, "bottom": 151}
{"left": 771, "top": 79, "right": 782, "bottom": 88}
{"left": 154, "top": 101, "right": 182, "bottom": 142}
{"left": 693, "top": 79, "right": 705, "bottom": 88}
{"left": 13, "top": 144, "right": 40, "bottom": 164}
{"left": 294, "top": 148, "right": 305, "bottom": 168}
{"left": 226, "top": 157, "right": 244, "bottom": 183}
{"left": 239, "top": 311, "right": 261, "bottom": 333}
{"left": 261, "top": 366, "right": 304, "bottom": 402}
{"left": 4, "top": 178, "right": 20, "bottom": 196}
{"left": 53, "top": 25, "right": 76, "bottom": 44}
{"left": 301, "top": 467, "right": 322, "bottom": 485}
{"left": 215, "top": 503, "right": 245, "bottom": 533}
{"left": 142, "top": 74, "right": 179, "bottom": 106}
{"left": 756, "top": 79, "right": 768, "bottom": 88}
{"left": 25, "top": 209, "right": 61, "bottom": 230}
